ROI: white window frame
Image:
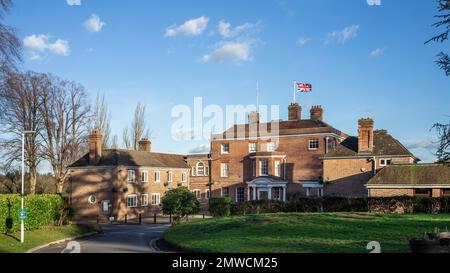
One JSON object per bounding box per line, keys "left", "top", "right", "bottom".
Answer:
{"left": 127, "top": 194, "right": 137, "bottom": 208}
{"left": 181, "top": 172, "right": 188, "bottom": 183}
{"left": 127, "top": 170, "right": 136, "bottom": 183}
{"left": 379, "top": 159, "right": 392, "bottom": 167}
{"left": 196, "top": 162, "right": 205, "bottom": 176}
{"left": 236, "top": 187, "right": 245, "bottom": 203}
{"left": 192, "top": 189, "right": 201, "bottom": 200}
{"left": 221, "top": 143, "right": 230, "bottom": 154}
{"left": 154, "top": 170, "right": 161, "bottom": 182}
{"left": 191, "top": 167, "right": 196, "bottom": 177}
{"left": 205, "top": 189, "right": 211, "bottom": 200}
{"left": 308, "top": 139, "right": 320, "bottom": 151}
{"left": 141, "top": 194, "right": 148, "bottom": 207}
{"left": 249, "top": 142, "right": 257, "bottom": 153}
{"left": 260, "top": 160, "right": 269, "bottom": 176}
{"left": 151, "top": 193, "right": 161, "bottom": 205}
{"left": 273, "top": 188, "right": 282, "bottom": 201}
{"left": 220, "top": 163, "right": 229, "bottom": 178}
{"left": 274, "top": 160, "right": 281, "bottom": 177}
{"left": 267, "top": 141, "right": 276, "bottom": 152}
{"left": 168, "top": 171, "right": 173, "bottom": 182}
{"left": 141, "top": 170, "right": 148, "bottom": 183}
{"left": 102, "top": 200, "right": 110, "bottom": 212}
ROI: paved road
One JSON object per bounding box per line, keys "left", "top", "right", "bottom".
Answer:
{"left": 34, "top": 223, "right": 171, "bottom": 253}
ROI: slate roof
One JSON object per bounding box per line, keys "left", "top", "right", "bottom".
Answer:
{"left": 212, "top": 119, "right": 347, "bottom": 140}
{"left": 323, "top": 130, "right": 416, "bottom": 159}
{"left": 367, "top": 164, "right": 450, "bottom": 186}
{"left": 69, "top": 149, "right": 190, "bottom": 169}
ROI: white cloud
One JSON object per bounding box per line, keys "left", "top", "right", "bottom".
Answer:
{"left": 66, "top": 0, "right": 81, "bottom": 6}
{"left": 405, "top": 139, "right": 438, "bottom": 151}
{"left": 218, "top": 20, "right": 260, "bottom": 38}
{"left": 297, "top": 37, "right": 309, "bottom": 46}
{"left": 23, "top": 34, "right": 70, "bottom": 60}
{"left": 188, "top": 144, "right": 210, "bottom": 154}
{"left": 369, "top": 48, "right": 384, "bottom": 57}
{"left": 201, "top": 41, "right": 252, "bottom": 63}
{"left": 165, "top": 16, "right": 209, "bottom": 37}
{"left": 327, "top": 25, "right": 360, "bottom": 44}
{"left": 48, "top": 39, "right": 70, "bottom": 56}
{"left": 84, "top": 14, "right": 106, "bottom": 33}
{"left": 23, "top": 34, "right": 48, "bottom": 51}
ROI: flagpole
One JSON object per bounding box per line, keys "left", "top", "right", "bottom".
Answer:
{"left": 293, "top": 81, "right": 297, "bottom": 104}
{"left": 256, "top": 81, "right": 260, "bottom": 112}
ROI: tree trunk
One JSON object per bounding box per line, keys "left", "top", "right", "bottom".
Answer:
{"left": 56, "top": 178, "right": 65, "bottom": 194}
{"left": 29, "top": 165, "right": 37, "bottom": 195}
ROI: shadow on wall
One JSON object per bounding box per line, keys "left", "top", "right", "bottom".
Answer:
{"left": 324, "top": 172, "right": 372, "bottom": 197}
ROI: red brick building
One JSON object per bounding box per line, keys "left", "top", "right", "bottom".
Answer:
{"left": 69, "top": 102, "right": 425, "bottom": 220}
{"left": 207, "top": 103, "right": 348, "bottom": 202}
{"left": 69, "top": 131, "right": 191, "bottom": 221}
{"left": 322, "top": 118, "right": 419, "bottom": 197}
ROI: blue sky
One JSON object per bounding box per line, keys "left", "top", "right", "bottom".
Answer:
{"left": 7, "top": 0, "right": 450, "bottom": 163}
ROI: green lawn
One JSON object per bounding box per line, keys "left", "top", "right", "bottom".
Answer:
{"left": 0, "top": 225, "right": 95, "bottom": 253}
{"left": 164, "top": 213, "right": 450, "bottom": 253}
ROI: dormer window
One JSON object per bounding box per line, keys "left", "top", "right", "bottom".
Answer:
{"left": 379, "top": 159, "right": 392, "bottom": 167}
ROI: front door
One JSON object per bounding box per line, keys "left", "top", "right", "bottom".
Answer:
{"left": 258, "top": 190, "right": 269, "bottom": 200}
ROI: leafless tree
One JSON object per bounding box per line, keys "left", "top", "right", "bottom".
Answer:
{"left": 91, "top": 92, "right": 111, "bottom": 148}
{"left": 0, "top": 0, "right": 21, "bottom": 71}
{"left": 40, "top": 75, "right": 90, "bottom": 193}
{"left": 0, "top": 71, "right": 45, "bottom": 194}
{"left": 122, "top": 126, "right": 132, "bottom": 149}
{"left": 426, "top": 0, "right": 450, "bottom": 76}
{"left": 122, "top": 103, "right": 151, "bottom": 150}
{"left": 0, "top": 164, "right": 20, "bottom": 193}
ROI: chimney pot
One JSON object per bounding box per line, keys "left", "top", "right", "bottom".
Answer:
{"left": 288, "top": 103, "right": 302, "bottom": 121}
{"left": 138, "top": 138, "right": 152, "bottom": 152}
{"left": 89, "top": 129, "right": 102, "bottom": 165}
{"left": 310, "top": 105, "right": 324, "bottom": 121}
{"left": 358, "top": 118, "right": 374, "bottom": 154}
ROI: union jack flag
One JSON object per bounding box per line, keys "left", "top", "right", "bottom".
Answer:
{"left": 296, "top": 82, "right": 312, "bottom": 92}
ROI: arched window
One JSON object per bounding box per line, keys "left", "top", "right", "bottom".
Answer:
{"left": 196, "top": 162, "right": 205, "bottom": 176}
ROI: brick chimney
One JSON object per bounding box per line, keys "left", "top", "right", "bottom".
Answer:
{"left": 248, "top": 111, "right": 260, "bottom": 124}
{"left": 310, "top": 105, "right": 324, "bottom": 121}
{"left": 138, "top": 138, "right": 151, "bottom": 152}
{"left": 89, "top": 129, "right": 102, "bottom": 165}
{"left": 288, "top": 103, "right": 302, "bottom": 121}
{"left": 358, "top": 118, "right": 374, "bottom": 154}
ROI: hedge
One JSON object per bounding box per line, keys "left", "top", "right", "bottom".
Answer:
{"left": 230, "top": 197, "right": 450, "bottom": 215}
{"left": 209, "top": 197, "right": 232, "bottom": 217}
{"left": 0, "top": 194, "right": 63, "bottom": 233}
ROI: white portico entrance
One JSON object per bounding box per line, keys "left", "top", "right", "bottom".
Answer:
{"left": 246, "top": 177, "right": 288, "bottom": 201}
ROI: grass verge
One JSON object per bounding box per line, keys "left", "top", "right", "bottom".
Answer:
{"left": 164, "top": 213, "right": 450, "bottom": 253}
{"left": 0, "top": 224, "right": 97, "bottom": 253}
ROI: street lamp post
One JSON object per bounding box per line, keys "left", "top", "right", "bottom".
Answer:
{"left": 21, "top": 130, "right": 35, "bottom": 244}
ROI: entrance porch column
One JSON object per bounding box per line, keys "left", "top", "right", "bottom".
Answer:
{"left": 283, "top": 186, "right": 287, "bottom": 201}
{"left": 252, "top": 186, "right": 257, "bottom": 201}
{"left": 247, "top": 186, "right": 251, "bottom": 201}
{"left": 268, "top": 186, "right": 272, "bottom": 200}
